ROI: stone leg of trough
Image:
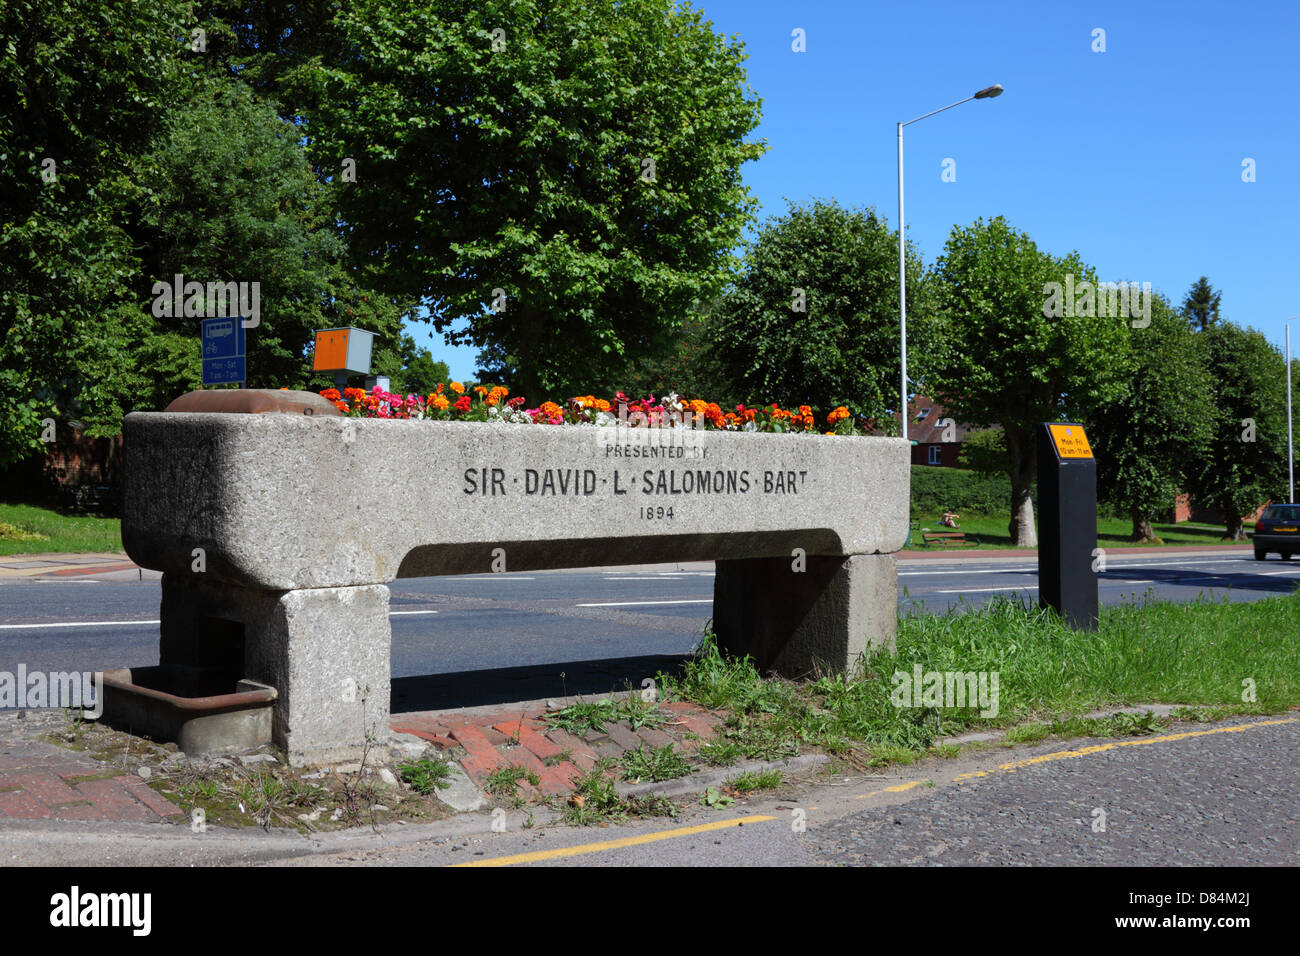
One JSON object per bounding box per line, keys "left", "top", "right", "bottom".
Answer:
{"left": 158, "top": 573, "right": 392, "bottom": 767}
{"left": 712, "top": 553, "right": 897, "bottom": 677}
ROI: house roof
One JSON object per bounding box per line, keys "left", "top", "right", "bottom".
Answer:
{"left": 871, "top": 396, "right": 978, "bottom": 442}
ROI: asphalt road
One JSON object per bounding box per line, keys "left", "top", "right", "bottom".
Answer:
{"left": 0, "top": 550, "right": 1294, "bottom": 711}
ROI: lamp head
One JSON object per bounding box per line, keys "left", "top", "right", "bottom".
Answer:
{"left": 974, "top": 84, "right": 1004, "bottom": 99}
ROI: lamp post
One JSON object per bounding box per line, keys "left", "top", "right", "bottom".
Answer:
{"left": 1287, "top": 315, "right": 1300, "bottom": 501}
{"left": 897, "top": 84, "right": 1003, "bottom": 441}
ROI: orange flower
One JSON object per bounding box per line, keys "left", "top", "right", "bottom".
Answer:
{"left": 332, "top": 400, "right": 348, "bottom": 412}
{"left": 450, "top": 382, "right": 465, "bottom": 394}
{"left": 474, "top": 385, "right": 488, "bottom": 396}
{"left": 689, "top": 399, "right": 707, "bottom": 416}
{"left": 539, "top": 401, "right": 563, "bottom": 418}
{"left": 431, "top": 394, "right": 450, "bottom": 411}
{"left": 436, "top": 382, "right": 445, "bottom": 394}
{"left": 594, "top": 398, "right": 611, "bottom": 413}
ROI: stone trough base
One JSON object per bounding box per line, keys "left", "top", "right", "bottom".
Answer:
{"left": 148, "top": 553, "right": 895, "bottom": 766}
{"left": 157, "top": 574, "right": 391, "bottom": 767}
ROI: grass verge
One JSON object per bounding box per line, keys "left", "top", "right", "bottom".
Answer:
{"left": 0, "top": 500, "right": 122, "bottom": 555}
{"left": 656, "top": 592, "right": 1300, "bottom": 770}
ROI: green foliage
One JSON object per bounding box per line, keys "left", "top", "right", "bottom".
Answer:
{"left": 0, "top": 5, "right": 406, "bottom": 467}
{"left": 1187, "top": 321, "right": 1289, "bottom": 537}
{"left": 397, "top": 757, "right": 454, "bottom": 794}
{"left": 618, "top": 744, "right": 692, "bottom": 783}
{"left": 725, "top": 769, "right": 782, "bottom": 792}
{"left": 291, "top": 0, "right": 765, "bottom": 402}
{"left": 956, "top": 428, "right": 1011, "bottom": 477}
{"left": 134, "top": 73, "right": 409, "bottom": 404}
{"left": 484, "top": 764, "right": 540, "bottom": 797}
{"left": 910, "top": 465, "right": 1017, "bottom": 515}
{"left": 927, "top": 217, "right": 1132, "bottom": 543}
{"left": 0, "top": 0, "right": 189, "bottom": 464}
{"left": 619, "top": 299, "right": 743, "bottom": 407}
{"left": 712, "top": 198, "right": 931, "bottom": 422}
{"left": 1087, "top": 294, "right": 1214, "bottom": 539}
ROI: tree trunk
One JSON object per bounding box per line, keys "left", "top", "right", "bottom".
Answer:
{"left": 1005, "top": 430, "right": 1038, "bottom": 547}
{"left": 1130, "top": 506, "right": 1157, "bottom": 544}
{"left": 515, "top": 306, "right": 545, "bottom": 405}
{"left": 1223, "top": 507, "right": 1245, "bottom": 541}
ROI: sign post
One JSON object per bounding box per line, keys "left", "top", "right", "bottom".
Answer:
{"left": 1037, "top": 422, "right": 1098, "bottom": 629}
{"left": 201, "top": 317, "right": 246, "bottom": 386}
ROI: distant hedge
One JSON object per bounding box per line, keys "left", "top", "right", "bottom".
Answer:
{"left": 910, "top": 465, "right": 1024, "bottom": 515}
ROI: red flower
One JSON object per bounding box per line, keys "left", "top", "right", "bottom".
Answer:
{"left": 454, "top": 395, "right": 472, "bottom": 413}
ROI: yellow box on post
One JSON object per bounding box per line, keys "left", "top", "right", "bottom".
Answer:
{"left": 312, "top": 327, "right": 375, "bottom": 375}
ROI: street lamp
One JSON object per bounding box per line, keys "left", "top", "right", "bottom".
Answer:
{"left": 897, "top": 84, "right": 1003, "bottom": 441}
{"left": 1287, "top": 316, "right": 1300, "bottom": 501}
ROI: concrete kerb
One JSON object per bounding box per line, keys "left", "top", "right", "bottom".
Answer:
{"left": 935, "top": 702, "right": 1197, "bottom": 747}
{"left": 616, "top": 753, "right": 829, "bottom": 800}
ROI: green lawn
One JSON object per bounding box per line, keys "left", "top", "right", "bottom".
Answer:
{"left": 0, "top": 500, "right": 123, "bottom": 556}
{"left": 908, "top": 512, "right": 1251, "bottom": 551}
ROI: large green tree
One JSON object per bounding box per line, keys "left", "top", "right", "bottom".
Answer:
{"left": 0, "top": 4, "right": 408, "bottom": 470}
{"left": 1188, "top": 322, "right": 1289, "bottom": 540}
{"left": 279, "top": 0, "right": 766, "bottom": 402}
{"left": 131, "top": 72, "right": 410, "bottom": 405}
{"left": 1087, "top": 293, "right": 1214, "bottom": 542}
{"left": 710, "top": 199, "right": 932, "bottom": 422}
{"left": 927, "top": 217, "right": 1131, "bottom": 546}
{"left": 0, "top": 0, "right": 188, "bottom": 465}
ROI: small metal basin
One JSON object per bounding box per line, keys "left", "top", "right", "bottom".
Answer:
{"left": 99, "top": 666, "right": 277, "bottom": 755}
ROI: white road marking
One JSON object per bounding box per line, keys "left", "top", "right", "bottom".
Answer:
{"left": 0, "top": 620, "right": 161, "bottom": 630}
{"left": 576, "top": 599, "right": 712, "bottom": 607}
{"left": 935, "top": 586, "right": 1038, "bottom": 594}
{"left": 2, "top": 609, "right": 443, "bottom": 629}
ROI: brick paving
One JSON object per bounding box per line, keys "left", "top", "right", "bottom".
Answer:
{"left": 392, "top": 699, "right": 722, "bottom": 798}
{"left": 0, "top": 740, "right": 181, "bottom": 822}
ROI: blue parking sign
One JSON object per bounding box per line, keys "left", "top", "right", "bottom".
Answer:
{"left": 201, "top": 317, "right": 246, "bottom": 385}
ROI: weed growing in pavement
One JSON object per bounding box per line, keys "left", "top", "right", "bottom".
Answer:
{"left": 618, "top": 743, "right": 691, "bottom": 783}
{"left": 700, "top": 786, "right": 734, "bottom": 809}
{"left": 544, "top": 693, "right": 669, "bottom": 735}
{"left": 485, "top": 764, "right": 540, "bottom": 798}
{"left": 562, "top": 764, "right": 678, "bottom": 826}
{"left": 398, "top": 757, "right": 454, "bottom": 794}
{"left": 725, "top": 769, "right": 783, "bottom": 792}
{"left": 543, "top": 748, "right": 573, "bottom": 767}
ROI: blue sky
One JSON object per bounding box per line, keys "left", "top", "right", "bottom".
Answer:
{"left": 413, "top": 0, "right": 1300, "bottom": 380}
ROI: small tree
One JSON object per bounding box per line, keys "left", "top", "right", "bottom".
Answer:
{"left": 928, "top": 217, "right": 1131, "bottom": 546}
{"left": 1087, "top": 294, "right": 1214, "bottom": 542}
{"left": 711, "top": 198, "right": 933, "bottom": 421}
{"left": 1181, "top": 276, "right": 1222, "bottom": 332}
{"left": 1187, "top": 322, "right": 1289, "bottom": 539}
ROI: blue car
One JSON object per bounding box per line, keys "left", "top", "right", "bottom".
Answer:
{"left": 1251, "top": 504, "right": 1300, "bottom": 560}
